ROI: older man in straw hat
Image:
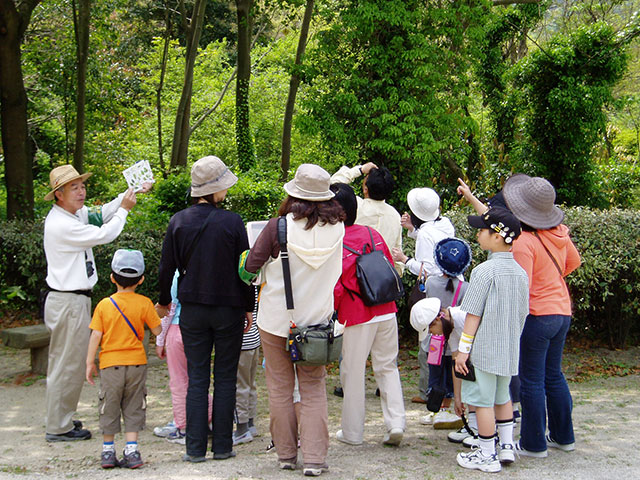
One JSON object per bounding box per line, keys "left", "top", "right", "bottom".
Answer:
{"left": 42, "top": 165, "right": 149, "bottom": 442}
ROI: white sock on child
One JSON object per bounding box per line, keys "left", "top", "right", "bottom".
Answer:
{"left": 124, "top": 442, "right": 138, "bottom": 455}
{"left": 103, "top": 442, "right": 115, "bottom": 452}
{"left": 468, "top": 412, "right": 478, "bottom": 430}
{"left": 497, "top": 419, "right": 514, "bottom": 445}
{"left": 479, "top": 434, "right": 496, "bottom": 457}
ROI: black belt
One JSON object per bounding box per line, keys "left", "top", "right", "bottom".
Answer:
{"left": 48, "top": 288, "right": 92, "bottom": 298}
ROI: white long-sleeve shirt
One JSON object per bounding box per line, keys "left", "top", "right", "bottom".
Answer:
{"left": 44, "top": 194, "right": 128, "bottom": 291}
{"left": 330, "top": 165, "right": 404, "bottom": 274}
{"left": 405, "top": 217, "right": 455, "bottom": 278}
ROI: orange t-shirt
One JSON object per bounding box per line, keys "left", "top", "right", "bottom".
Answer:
{"left": 89, "top": 291, "right": 161, "bottom": 369}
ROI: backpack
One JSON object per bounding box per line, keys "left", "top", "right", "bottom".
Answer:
{"left": 343, "top": 227, "right": 405, "bottom": 306}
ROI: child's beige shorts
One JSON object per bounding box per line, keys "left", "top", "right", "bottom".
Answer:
{"left": 99, "top": 364, "right": 147, "bottom": 435}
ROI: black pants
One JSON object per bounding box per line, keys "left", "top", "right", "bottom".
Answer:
{"left": 180, "top": 302, "right": 244, "bottom": 456}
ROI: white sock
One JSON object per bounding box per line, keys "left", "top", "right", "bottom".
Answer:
{"left": 468, "top": 412, "right": 478, "bottom": 430}
{"left": 497, "top": 420, "right": 514, "bottom": 445}
{"left": 479, "top": 435, "right": 496, "bottom": 457}
{"left": 102, "top": 442, "right": 115, "bottom": 452}
{"left": 124, "top": 442, "right": 138, "bottom": 455}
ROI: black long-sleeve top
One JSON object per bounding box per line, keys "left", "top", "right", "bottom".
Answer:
{"left": 157, "top": 203, "right": 253, "bottom": 311}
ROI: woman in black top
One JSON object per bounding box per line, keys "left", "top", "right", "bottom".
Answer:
{"left": 156, "top": 156, "right": 253, "bottom": 461}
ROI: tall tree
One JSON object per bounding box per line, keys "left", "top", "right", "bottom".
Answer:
{"left": 170, "top": 0, "right": 207, "bottom": 169}
{"left": 280, "top": 0, "right": 314, "bottom": 182}
{"left": 235, "top": 0, "right": 255, "bottom": 171}
{"left": 72, "top": 0, "right": 90, "bottom": 173}
{"left": 0, "top": 0, "right": 41, "bottom": 219}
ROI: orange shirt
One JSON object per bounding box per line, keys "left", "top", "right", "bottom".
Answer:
{"left": 511, "top": 225, "right": 581, "bottom": 316}
{"left": 89, "top": 291, "right": 161, "bottom": 369}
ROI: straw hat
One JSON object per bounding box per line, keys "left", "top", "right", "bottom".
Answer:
{"left": 502, "top": 174, "right": 564, "bottom": 229}
{"left": 407, "top": 188, "right": 440, "bottom": 222}
{"left": 44, "top": 165, "right": 92, "bottom": 201}
{"left": 190, "top": 156, "right": 238, "bottom": 197}
{"left": 284, "top": 164, "right": 334, "bottom": 201}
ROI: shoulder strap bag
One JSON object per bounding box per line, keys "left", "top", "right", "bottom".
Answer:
{"left": 110, "top": 296, "right": 141, "bottom": 342}
{"left": 277, "top": 216, "right": 342, "bottom": 365}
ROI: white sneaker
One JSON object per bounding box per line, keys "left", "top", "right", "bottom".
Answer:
{"left": 419, "top": 412, "right": 435, "bottom": 425}
{"left": 249, "top": 425, "right": 259, "bottom": 437}
{"left": 448, "top": 425, "right": 478, "bottom": 443}
{"left": 456, "top": 448, "right": 501, "bottom": 473}
{"left": 498, "top": 443, "right": 515, "bottom": 464}
{"left": 153, "top": 421, "right": 177, "bottom": 438}
{"left": 336, "top": 430, "right": 362, "bottom": 446}
{"left": 433, "top": 410, "right": 463, "bottom": 430}
{"left": 166, "top": 429, "right": 186, "bottom": 445}
{"left": 462, "top": 435, "right": 480, "bottom": 448}
{"left": 232, "top": 430, "right": 254, "bottom": 445}
{"left": 382, "top": 428, "right": 403, "bottom": 446}
{"left": 515, "top": 440, "right": 548, "bottom": 458}
{"left": 546, "top": 434, "right": 575, "bottom": 452}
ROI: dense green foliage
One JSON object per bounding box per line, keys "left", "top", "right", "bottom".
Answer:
{"left": 2, "top": 204, "right": 639, "bottom": 347}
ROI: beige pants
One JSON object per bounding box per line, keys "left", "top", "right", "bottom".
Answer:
{"left": 340, "top": 318, "right": 406, "bottom": 443}
{"left": 235, "top": 347, "right": 259, "bottom": 424}
{"left": 260, "top": 329, "right": 328, "bottom": 465}
{"left": 44, "top": 291, "right": 92, "bottom": 434}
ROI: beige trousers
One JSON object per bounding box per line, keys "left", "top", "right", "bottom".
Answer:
{"left": 44, "top": 291, "right": 92, "bottom": 434}
{"left": 235, "top": 347, "right": 259, "bottom": 424}
{"left": 260, "top": 329, "right": 328, "bottom": 465}
{"left": 340, "top": 318, "right": 406, "bottom": 443}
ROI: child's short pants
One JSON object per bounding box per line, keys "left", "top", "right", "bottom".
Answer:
{"left": 99, "top": 364, "right": 147, "bottom": 435}
{"left": 461, "top": 368, "right": 510, "bottom": 408}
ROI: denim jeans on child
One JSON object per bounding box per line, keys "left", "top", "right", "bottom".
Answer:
{"left": 519, "top": 314, "right": 574, "bottom": 452}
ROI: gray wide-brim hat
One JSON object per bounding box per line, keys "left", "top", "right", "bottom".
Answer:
{"left": 503, "top": 173, "right": 564, "bottom": 229}
{"left": 190, "top": 156, "right": 238, "bottom": 197}
{"left": 284, "top": 164, "right": 334, "bottom": 201}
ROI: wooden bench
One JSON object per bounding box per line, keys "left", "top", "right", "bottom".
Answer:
{"left": 1, "top": 324, "right": 50, "bottom": 375}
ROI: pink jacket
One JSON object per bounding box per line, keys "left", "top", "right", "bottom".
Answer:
{"left": 511, "top": 225, "right": 581, "bottom": 316}
{"left": 334, "top": 225, "right": 397, "bottom": 327}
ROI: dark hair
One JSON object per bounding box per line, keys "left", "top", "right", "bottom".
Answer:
{"left": 520, "top": 222, "right": 536, "bottom": 232}
{"left": 278, "top": 196, "right": 346, "bottom": 230}
{"left": 191, "top": 193, "right": 216, "bottom": 206}
{"left": 330, "top": 183, "right": 357, "bottom": 226}
{"left": 441, "top": 317, "right": 454, "bottom": 344}
{"left": 446, "top": 277, "right": 454, "bottom": 292}
{"left": 112, "top": 270, "right": 143, "bottom": 288}
{"left": 410, "top": 212, "right": 425, "bottom": 230}
{"left": 365, "top": 167, "right": 395, "bottom": 200}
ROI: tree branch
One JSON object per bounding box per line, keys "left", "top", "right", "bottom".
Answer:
{"left": 492, "top": 0, "right": 540, "bottom": 6}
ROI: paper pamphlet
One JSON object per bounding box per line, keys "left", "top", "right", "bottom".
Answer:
{"left": 122, "top": 160, "right": 154, "bottom": 192}
{"left": 246, "top": 221, "right": 268, "bottom": 248}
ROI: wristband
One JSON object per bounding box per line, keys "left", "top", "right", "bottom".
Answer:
{"left": 359, "top": 166, "right": 364, "bottom": 175}
{"left": 459, "top": 332, "right": 474, "bottom": 354}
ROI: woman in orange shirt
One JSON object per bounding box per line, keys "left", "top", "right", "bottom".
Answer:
{"left": 502, "top": 174, "right": 581, "bottom": 458}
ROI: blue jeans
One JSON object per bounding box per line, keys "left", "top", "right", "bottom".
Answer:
{"left": 519, "top": 314, "right": 574, "bottom": 452}
{"left": 180, "top": 302, "right": 244, "bottom": 456}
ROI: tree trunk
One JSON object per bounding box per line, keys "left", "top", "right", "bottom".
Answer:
{"left": 72, "top": 0, "right": 90, "bottom": 173}
{"left": 236, "top": 0, "right": 254, "bottom": 171}
{"left": 157, "top": 1, "right": 172, "bottom": 177}
{"left": 280, "top": 0, "right": 314, "bottom": 183}
{"left": 0, "top": 0, "right": 41, "bottom": 220}
{"left": 170, "top": 0, "right": 206, "bottom": 169}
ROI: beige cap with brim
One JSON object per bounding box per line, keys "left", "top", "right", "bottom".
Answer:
{"left": 44, "top": 165, "right": 92, "bottom": 201}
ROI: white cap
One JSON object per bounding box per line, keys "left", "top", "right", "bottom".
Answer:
{"left": 410, "top": 297, "right": 441, "bottom": 342}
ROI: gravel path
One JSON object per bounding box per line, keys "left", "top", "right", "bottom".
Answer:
{"left": 1, "top": 345, "right": 638, "bottom": 479}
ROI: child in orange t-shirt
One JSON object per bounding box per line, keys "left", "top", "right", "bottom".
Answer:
{"left": 86, "top": 249, "right": 162, "bottom": 469}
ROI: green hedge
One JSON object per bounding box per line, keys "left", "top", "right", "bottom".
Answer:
{"left": 2, "top": 206, "right": 639, "bottom": 348}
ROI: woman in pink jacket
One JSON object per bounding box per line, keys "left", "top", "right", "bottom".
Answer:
{"left": 502, "top": 174, "right": 581, "bottom": 457}
{"left": 331, "top": 183, "right": 406, "bottom": 447}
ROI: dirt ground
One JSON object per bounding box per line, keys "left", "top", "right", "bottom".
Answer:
{"left": 1, "top": 343, "right": 639, "bottom": 479}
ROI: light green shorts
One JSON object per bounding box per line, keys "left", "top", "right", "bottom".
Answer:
{"left": 461, "top": 368, "right": 511, "bottom": 408}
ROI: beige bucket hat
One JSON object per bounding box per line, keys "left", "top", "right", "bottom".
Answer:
{"left": 44, "top": 165, "right": 92, "bottom": 201}
{"left": 284, "top": 164, "right": 334, "bottom": 201}
{"left": 190, "top": 156, "right": 238, "bottom": 197}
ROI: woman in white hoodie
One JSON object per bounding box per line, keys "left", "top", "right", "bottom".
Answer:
{"left": 243, "top": 164, "right": 345, "bottom": 477}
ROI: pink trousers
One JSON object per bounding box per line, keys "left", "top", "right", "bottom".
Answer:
{"left": 260, "top": 329, "right": 328, "bottom": 465}
{"left": 165, "top": 324, "right": 212, "bottom": 430}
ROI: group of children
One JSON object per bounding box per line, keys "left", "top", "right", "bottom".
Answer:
{"left": 82, "top": 183, "right": 529, "bottom": 475}
{"left": 402, "top": 185, "right": 530, "bottom": 473}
